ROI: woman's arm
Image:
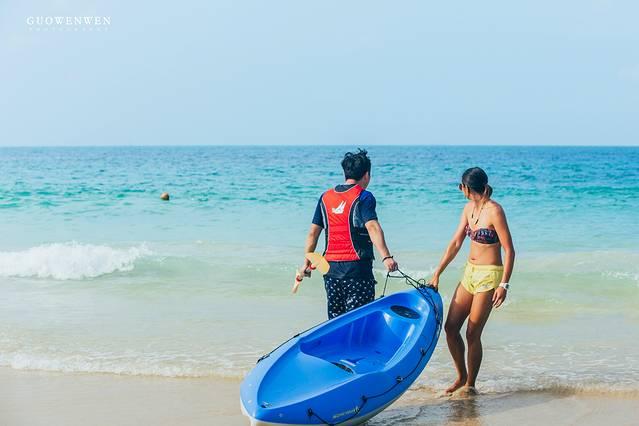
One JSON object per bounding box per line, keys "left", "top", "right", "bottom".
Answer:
{"left": 430, "top": 208, "right": 468, "bottom": 289}
{"left": 492, "top": 205, "right": 515, "bottom": 308}
{"left": 493, "top": 206, "right": 515, "bottom": 283}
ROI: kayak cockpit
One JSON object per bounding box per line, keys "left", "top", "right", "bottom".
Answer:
{"left": 299, "top": 308, "right": 421, "bottom": 374}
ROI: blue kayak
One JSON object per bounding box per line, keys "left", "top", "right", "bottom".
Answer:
{"left": 240, "top": 286, "right": 443, "bottom": 425}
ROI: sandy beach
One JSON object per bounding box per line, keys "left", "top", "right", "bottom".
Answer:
{"left": 0, "top": 368, "right": 245, "bottom": 426}
{"left": 1, "top": 367, "right": 637, "bottom": 426}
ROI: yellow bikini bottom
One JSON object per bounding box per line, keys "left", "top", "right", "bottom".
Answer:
{"left": 460, "top": 261, "right": 503, "bottom": 294}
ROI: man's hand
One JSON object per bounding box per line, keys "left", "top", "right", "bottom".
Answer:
{"left": 492, "top": 287, "right": 507, "bottom": 308}
{"left": 301, "top": 258, "right": 312, "bottom": 277}
{"left": 383, "top": 256, "right": 398, "bottom": 272}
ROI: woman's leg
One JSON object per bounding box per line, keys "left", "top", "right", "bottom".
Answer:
{"left": 464, "top": 289, "right": 494, "bottom": 389}
{"left": 444, "top": 283, "right": 474, "bottom": 394}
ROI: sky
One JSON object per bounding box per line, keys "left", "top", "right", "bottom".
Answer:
{"left": 0, "top": 1, "right": 638, "bottom": 146}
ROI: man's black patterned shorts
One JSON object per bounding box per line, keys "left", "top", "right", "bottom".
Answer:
{"left": 323, "top": 276, "right": 376, "bottom": 319}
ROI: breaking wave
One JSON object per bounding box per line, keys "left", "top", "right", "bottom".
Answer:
{"left": 0, "top": 242, "right": 151, "bottom": 280}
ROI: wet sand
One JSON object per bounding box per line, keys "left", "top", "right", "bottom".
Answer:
{"left": 371, "top": 387, "right": 639, "bottom": 425}
{"left": 1, "top": 368, "right": 637, "bottom": 426}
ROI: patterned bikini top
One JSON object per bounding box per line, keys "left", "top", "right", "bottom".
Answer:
{"left": 465, "top": 225, "right": 499, "bottom": 244}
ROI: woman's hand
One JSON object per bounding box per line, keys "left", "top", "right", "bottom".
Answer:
{"left": 429, "top": 273, "right": 440, "bottom": 290}
{"left": 492, "top": 287, "right": 507, "bottom": 308}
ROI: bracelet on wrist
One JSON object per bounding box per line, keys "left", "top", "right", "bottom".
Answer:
{"left": 499, "top": 282, "right": 510, "bottom": 290}
{"left": 382, "top": 255, "right": 393, "bottom": 262}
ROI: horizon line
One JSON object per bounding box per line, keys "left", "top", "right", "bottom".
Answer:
{"left": 0, "top": 143, "right": 637, "bottom": 148}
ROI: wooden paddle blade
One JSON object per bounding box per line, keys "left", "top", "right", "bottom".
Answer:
{"left": 305, "top": 252, "right": 330, "bottom": 275}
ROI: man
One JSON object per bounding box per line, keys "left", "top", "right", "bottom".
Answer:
{"left": 302, "top": 149, "right": 398, "bottom": 319}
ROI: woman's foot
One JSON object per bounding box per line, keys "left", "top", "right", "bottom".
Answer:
{"left": 456, "top": 385, "right": 479, "bottom": 397}
{"left": 445, "top": 377, "right": 467, "bottom": 395}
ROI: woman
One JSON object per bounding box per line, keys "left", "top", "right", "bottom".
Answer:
{"left": 429, "top": 167, "right": 515, "bottom": 396}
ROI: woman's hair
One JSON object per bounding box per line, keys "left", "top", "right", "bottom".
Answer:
{"left": 462, "top": 167, "right": 493, "bottom": 198}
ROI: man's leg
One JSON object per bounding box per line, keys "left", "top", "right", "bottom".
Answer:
{"left": 343, "top": 277, "right": 376, "bottom": 313}
{"left": 324, "top": 276, "right": 346, "bottom": 319}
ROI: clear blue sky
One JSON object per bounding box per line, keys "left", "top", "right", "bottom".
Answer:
{"left": 1, "top": 1, "right": 638, "bottom": 146}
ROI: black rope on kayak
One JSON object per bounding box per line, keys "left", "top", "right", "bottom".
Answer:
{"left": 381, "top": 272, "right": 389, "bottom": 297}
{"left": 307, "top": 270, "right": 443, "bottom": 425}
{"left": 382, "top": 268, "right": 438, "bottom": 297}
{"left": 382, "top": 269, "right": 443, "bottom": 327}
{"left": 307, "top": 408, "right": 334, "bottom": 425}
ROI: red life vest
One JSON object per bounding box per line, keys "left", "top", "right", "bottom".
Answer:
{"left": 321, "top": 185, "right": 373, "bottom": 262}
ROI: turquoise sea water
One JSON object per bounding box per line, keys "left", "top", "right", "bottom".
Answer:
{"left": 1, "top": 146, "right": 638, "bottom": 394}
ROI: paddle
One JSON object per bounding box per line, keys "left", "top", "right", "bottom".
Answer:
{"left": 292, "top": 252, "right": 330, "bottom": 293}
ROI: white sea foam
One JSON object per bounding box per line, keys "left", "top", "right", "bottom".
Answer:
{"left": 0, "top": 242, "right": 151, "bottom": 280}
{"left": 411, "top": 374, "right": 639, "bottom": 397}
{"left": 1, "top": 348, "right": 637, "bottom": 396}
{"left": 0, "top": 350, "right": 250, "bottom": 380}
{"left": 603, "top": 270, "right": 639, "bottom": 286}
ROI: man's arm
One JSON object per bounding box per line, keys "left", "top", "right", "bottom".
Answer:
{"left": 302, "top": 224, "right": 323, "bottom": 273}
{"left": 304, "top": 224, "right": 323, "bottom": 254}
{"left": 302, "top": 197, "right": 325, "bottom": 274}
{"left": 365, "top": 220, "right": 398, "bottom": 271}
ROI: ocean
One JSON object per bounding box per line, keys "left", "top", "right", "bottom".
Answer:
{"left": 1, "top": 145, "right": 638, "bottom": 395}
